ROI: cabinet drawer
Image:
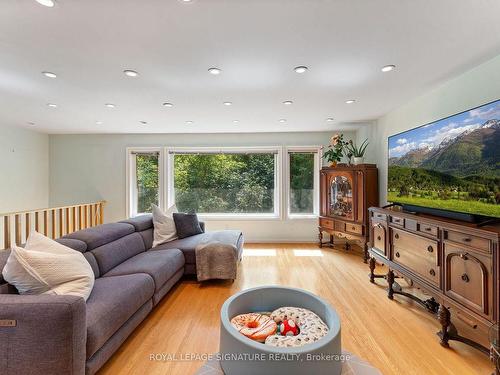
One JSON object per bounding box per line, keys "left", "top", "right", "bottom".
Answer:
{"left": 346, "top": 223, "right": 363, "bottom": 235}
{"left": 418, "top": 223, "right": 438, "bottom": 237}
{"left": 444, "top": 243, "right": 493, "bottom": 318}
{"left": 390, "top": 215, "right": 404, "bottom": 226}
{"left": 319, "top": 218, "right": 334, "bottom": 230}
{"left": 371, "top": 223, "right": 386, "bottom": 257}
{"left": 392, "top": 228, "right": 439, "bottom": 286}
{"left": 445, "top": 230, "right": 490, "bottom": 253}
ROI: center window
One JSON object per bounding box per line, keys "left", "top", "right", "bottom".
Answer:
{"left": 169, "top": 148, "right": 280, "bottom": 216}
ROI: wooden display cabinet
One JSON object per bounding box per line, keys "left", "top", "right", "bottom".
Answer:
{"left": 318, "top": 164, "right": 378, "bottom": 262}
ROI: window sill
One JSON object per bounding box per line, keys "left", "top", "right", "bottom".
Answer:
{"left": 287, "top": 214, "right": 319, "bottom": 220}
{"left": 197, "top": 213, "right": 281, "bottom": 221}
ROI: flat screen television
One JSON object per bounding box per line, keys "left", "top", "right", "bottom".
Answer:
{"left": 387, "top": 99, "right": 500, "bottom": 221}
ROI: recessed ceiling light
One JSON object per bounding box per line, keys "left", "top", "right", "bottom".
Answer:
{"left": 47, "top": 103, "right": 57, "bottom": 108}
{"left": 180, "top": 0, "right": 193, "bottom": 2}
{"left": 28, "top": 122, "right": 36, "bottom": 126}
{"left": 186, "top": 120, "right": 193, "bottom": 125}
{"left": 279, "top": 119, "right": 287, "bottom": 123}
{"left": 139, "top": 121, "right": 148, "bottom": 125}
{"left": 162, "top": 102, "right": 174, "bottom": 107}
{"left": 105, "top": 103, "right": 116, "bottom": 108}
{"left": 233, "top": 120, "right": 239, "bottom": 124}
{"left": 294, "top": 66, "right": 308, "bottom": 74}
{"left": 42, "top": 71, "right": 57, "bottom": 78}
{"left": 123, "top": 69, "right": 139, "bottom": 77}
{"left": 283, "top": 100, "right": 293, "bottom": 105}
{"left": 223, "top": 101, "right": 232, "bottom": 106}
{"left": 326, "top": 118, "right": 334, "bottom": 122}
{"left": 345, "top": 99, "right": 356, "bottom": 104}
{"left": 208, "top": 67, "right": 221, "bottom": 75}
{"left": 96, "top": 121, "right": 103, "bottom": 125}
{"left": 35, "top": 0, "right": 55, "bottom": 7}
{"left": 381, "top": 64, "right": 396, "bottom": 72}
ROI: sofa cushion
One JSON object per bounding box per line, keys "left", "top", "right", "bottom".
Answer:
{"left": 152, "top": 230, "right": 244, "bottom": 264}
{"left": 63, "top": 223, "right": 135, "bottom": 250}
{"left": 103, "top": 249, "right": 185, "bottom": 293}
{"left": 55, "top": 238, "right": 88, "bottom": 252}
{"left": 172, "top": 212, "right": 203, "bottom": 239}
{"left": 90, "top": 232, "right": 146, "bottom": 275}
{"left": 119, "top": 214, "right": 153, "bottom": 232}
{"left": 85, "top": 273, "right": 154, "bottom": 359}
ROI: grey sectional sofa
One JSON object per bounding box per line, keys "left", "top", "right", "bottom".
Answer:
{"left": 0, "top": 214, "right": 243, "bottom": 375}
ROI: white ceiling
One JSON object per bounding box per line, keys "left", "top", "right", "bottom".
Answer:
{"left": 1, "top": 0, "right": 500, "bottom": 134}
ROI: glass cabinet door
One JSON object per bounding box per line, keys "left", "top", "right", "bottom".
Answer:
{"left": 329, "top": 175, "right": 353, "bottom": 220}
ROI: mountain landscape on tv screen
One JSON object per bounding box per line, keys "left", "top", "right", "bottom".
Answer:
{"left": 388, "top": 100, "right": 500, "bottom": 218}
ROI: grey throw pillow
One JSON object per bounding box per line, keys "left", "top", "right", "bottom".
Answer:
{"left": 173, "top": 213, "right": 203, "bottom": 239}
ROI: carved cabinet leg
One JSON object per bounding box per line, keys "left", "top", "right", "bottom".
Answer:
{"left": 386, "top": 269, "right": 395, "bottom": 300}
{"left": 438, "top": 305, "right": 451, "bottom": 348}
{"left": 363, "top": 243, "right": 369, "bottom": 263}
{"left": 329, "top": 234, "right": 334, "bottom": 246}
{"left": 369, "top": 257, "right": 376, "bottom": 283}
{"left": 318, "top": 230, "right": 323, "bottom": 248}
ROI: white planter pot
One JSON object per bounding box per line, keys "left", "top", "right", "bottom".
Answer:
{"left": 353, "top": 157, "right": 364, "bottom": 165}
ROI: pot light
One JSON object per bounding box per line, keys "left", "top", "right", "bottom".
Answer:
{"left": 186, "top": 120, "right": 193, "bottom": 125}
{"left": 345, "top": 99, "right": 356, "bottom": 104}
{"left": 35, "top": 0, "right": 55, "bottom": 7}
{"left": 326, "top": 118, "right": 334, "bottom": 122}
{"left": 105, "top": 103, "right": 116, "bottom": 108}
{"left": 283, "top": 100, "right": 293, "bottom": 105}
{"left": 47, "top": 103, "right": 57, "bottom": 108}
{"left": 208, "top": 67, "right": 221, "bottom": 75}
{"left": 233, "top": 120, "right": 239, "bottom": 124}
{"left": 28, "top": 122, "right": 36, "bottom": 126}
{"left": 139, "top": 121, "right": 148, "bottom": 125}
{"left": 42, "top": 71, "right": 57, "bottom": 78}
{"left": 294, "top": 66, "right": 308, "bottom": 74}
{"left": 96, "top": 121, "right": 103, "bottom": 125}
{"left": 279, "top": 119, "right": 287, "bottom": 123}
{"left": 223, "top": 101, "right": 232, "bottom": 106}
{"left": 381, "top": 65, "right": 396, "bottom": 72}
{"left": 123, "top": 69, "right": 139, "bottom": 77}
{"left": 162, "top": 102, "right": 173, "bottom": 107}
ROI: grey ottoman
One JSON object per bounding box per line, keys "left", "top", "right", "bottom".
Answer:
{"left": 219, "top": 286, "right": 342, "bottom": 375}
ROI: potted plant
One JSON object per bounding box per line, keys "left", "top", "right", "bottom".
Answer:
{"left": 322, "top": 134, "right": 348, "bottom": 167}
{"left": 345, "top": 139, "right": 369, "bottom": 165}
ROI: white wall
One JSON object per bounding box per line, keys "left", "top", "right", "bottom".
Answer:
{"left": 366, "top": 54, "right": 500, "bottom": 205}
{"left": 0, "top": 124, "right": 49, "bottom": 213}
{"left": 49, "top": 131, "right": 357, "bottom": 242}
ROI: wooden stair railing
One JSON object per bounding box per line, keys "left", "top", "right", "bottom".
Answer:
{"left": 0, "top": 201, "right": 106, "bottom": 250}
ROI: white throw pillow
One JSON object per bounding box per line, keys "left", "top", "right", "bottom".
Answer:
{"left": 152, "top": 204, "right": 178, "bottom": 247}
{"left": 2, "top": 231, "right": 95, "bottom": 301}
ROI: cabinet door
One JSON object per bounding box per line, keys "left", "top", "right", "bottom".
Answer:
{"left": 327, "top": 171, "right": 354, "bottom": 221}
{"left": 370, "top": 222, "right": 387, "bottom": 257}
{"left": 444, "top": 243, "right": 493, "bottom": 318}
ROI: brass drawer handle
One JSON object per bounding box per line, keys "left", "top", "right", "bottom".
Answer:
{"left": 461, "top": 273, "right": 470, "bottom": 283}
{"left": 377, "top": 236, "right": 382, "bottom": 241}
{"left": 459, "top": 253, "right": 469, "bottom": 260}
{"left": 427, "top": 246, "right": 434, "bottom": 253}
{"left": 395, "top": 252, "right": 400, "bottom": 258}
{"left": 424, "top": 227, "right": 432, "bottom": 231}
{"left": 463, "top": 237, "right": 472, "bottom": 242}
{"left": 352, "top": 226, "right": 356, "bottom": 230}
{"left": 394, "top": 233, "right": 399, "bottom": 239}
{"left": 429, "top": 269, "right": 436, "bottom": 277}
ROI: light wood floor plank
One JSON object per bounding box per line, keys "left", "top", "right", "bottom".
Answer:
{"left": 98, "top": 243, "right": 492, "bottom": 375}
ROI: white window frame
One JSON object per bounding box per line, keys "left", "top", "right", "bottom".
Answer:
{"left": 285, "top": 146, "right": 322, "bottom": 219}
{"left": 166, "top": 146, "right": 282, "bottom": 220}
{"left": 126, "top": 147, "right": 165, "bottom": 218}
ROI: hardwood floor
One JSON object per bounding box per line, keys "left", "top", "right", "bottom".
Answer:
{"left": 98, "top": 243, "right": 493, "bottom": 375}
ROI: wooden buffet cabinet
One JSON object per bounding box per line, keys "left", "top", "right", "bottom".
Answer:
{"left": 368, "top": 206, "right": 499, "bottom": 371}
{"left": 318, "top": 164, "right": 378, "bottom": 262}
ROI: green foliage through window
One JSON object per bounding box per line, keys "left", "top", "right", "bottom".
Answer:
{"left": 136, "top": 154, "right": 159, "bottom": 213}
{"left": 289, "top": 153, "right": 315, "bottom": 214}
{"left": 173, "top": 153, "right": 275, "bottom": 214}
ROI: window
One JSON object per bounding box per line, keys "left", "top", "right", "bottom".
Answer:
{"left": 127, "top": 148, "right": 163, "bottom": 217}
{"left": 167, "top": 147, "right": 281, "bottom": 217}
{"left": 286, "top": 147, "right": 321, "bottom": 217}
